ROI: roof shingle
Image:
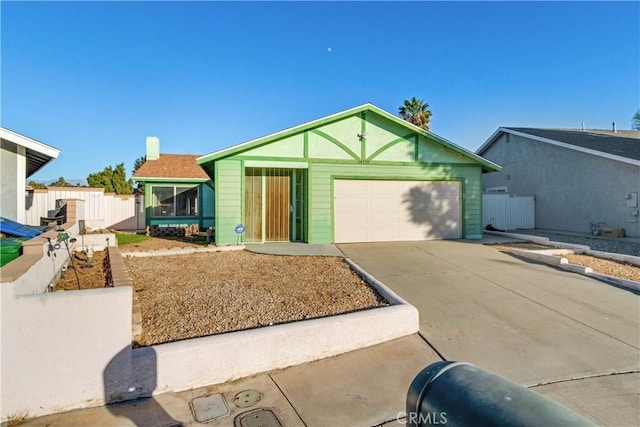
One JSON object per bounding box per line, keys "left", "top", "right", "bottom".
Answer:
{"left": 505, "top": 128, "right": 640, "bottom": 161}
{"left": 133, "top": 154, "right": 209, "bottom": 179}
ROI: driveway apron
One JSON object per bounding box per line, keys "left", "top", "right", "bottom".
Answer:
{"left": 338, "top": 241, "right": 639, "bottom": 386}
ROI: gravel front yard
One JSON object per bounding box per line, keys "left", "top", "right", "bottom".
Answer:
{"left": 123, "top": 251, "right": 388, "bottom": 346}
{"left": 489, "top": 244, "right": 640, "bottom": 282}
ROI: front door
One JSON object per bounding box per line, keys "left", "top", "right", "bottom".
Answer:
{"left": 245, "top": 168, "right": 293, "bottom": 243}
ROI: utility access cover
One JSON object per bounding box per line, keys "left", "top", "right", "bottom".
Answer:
{"left": 235, "top": 408, "right": 283, "bottom": 427}
{"left": 233, "top": 389, "right": 261, "bottom": 408}
{"left": 191, "top": 393, "right": 230, "bottom": 422}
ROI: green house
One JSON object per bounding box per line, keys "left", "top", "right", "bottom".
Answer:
{"left": 133, "top": 137, "right": 215, "bottom": 230}
{"left": 197, "top": 103, "right": 500, "bottom": 245}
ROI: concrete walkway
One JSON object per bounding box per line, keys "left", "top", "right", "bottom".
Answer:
{"left": 20, "top": 335, "right": 441, "bottom": 427}
{"left": 245, "top": 242, "right": 345, "bottom": 257}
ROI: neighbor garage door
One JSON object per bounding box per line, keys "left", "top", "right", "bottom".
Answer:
{"left": 334, "top": 180, "right": 461, "bottom": 243}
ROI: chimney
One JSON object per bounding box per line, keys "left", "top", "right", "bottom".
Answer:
{"left": 146, "top": 136, "right": 160, "bottom": 160}
{"left": 612, "top": 122, "right": 617, "bottom": 133}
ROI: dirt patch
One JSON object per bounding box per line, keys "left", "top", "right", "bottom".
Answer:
{"left": 489, "top": 244, "right": 640, "bottom": 283}
{"left": 54, "top": 250, "right": 108, "bottom": 291}
{"left": 124, "top": 251, "right": 388, "bottom": 347}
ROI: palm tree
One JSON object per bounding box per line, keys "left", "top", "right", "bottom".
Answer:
{"left": 399, "top": 97, "right": 432, "bottom": 131}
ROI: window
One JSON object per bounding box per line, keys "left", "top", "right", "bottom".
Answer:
{"left": 151, "top": 186, "right": 198, "bottom": 217}
{"left": 486, "top": 186, "right": 508, "bottom": 193}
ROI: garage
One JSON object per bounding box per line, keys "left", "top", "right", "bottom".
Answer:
{"left": 334, "top": 179, "right": 461, "bottom": 243}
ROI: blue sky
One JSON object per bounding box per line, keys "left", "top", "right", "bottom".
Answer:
{"left": 2, "top": 1, "right": 638, "bottom": 183}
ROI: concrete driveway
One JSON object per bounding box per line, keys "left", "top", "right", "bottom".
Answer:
{"left": 339, "top": 240, "right": 640, "bottom": 425}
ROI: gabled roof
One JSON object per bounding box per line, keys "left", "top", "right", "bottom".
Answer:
{"left": 0, "top": 127, "right": 61, "bottom": 178}
{"left": 477, "top": 127, "right": 640, "bottom": 166}
{"left": 197, "top": 103, "right": 501, "bottom": 172}
{"left": 132, "top": 154, "right": 209, "bottom": 182}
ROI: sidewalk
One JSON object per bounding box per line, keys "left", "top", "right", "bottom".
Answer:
{"left": 19, "top": 334, "right": 441, "bottom": 427}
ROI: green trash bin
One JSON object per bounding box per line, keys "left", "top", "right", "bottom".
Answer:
{"left": 0, "top": 237, "right": 28, "bottom": 267}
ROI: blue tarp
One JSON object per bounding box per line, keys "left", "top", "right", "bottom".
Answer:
{"left": 0, "top": 217, "right": 44, "bottom": 238}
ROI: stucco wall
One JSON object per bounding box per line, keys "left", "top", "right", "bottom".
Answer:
{"left": 1, "top": 140, "right": 26, "bottom": 222}
{"left": 481, "top": 133, "right": 640, "bottom": 237}
{"left": 0, "top": 286, "right": 133, "bottom": 419}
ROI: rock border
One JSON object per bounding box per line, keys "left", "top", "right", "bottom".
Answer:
{"left": 486, "top": 231, "right": 640, "bottom": 292}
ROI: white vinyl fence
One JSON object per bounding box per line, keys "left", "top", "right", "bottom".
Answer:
{"left": 25, "top": 187, "right": 144, "bottom": 230}
{"left": 483, "top": 193, "right": 535, "bottom": 230}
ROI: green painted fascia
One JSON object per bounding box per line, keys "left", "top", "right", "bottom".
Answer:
{"left": 240, "top": 160, "right": 245, "bottom": 243}
{"left": 134, "top": 177, "right": 210, "bottom": 183}
{"left": 329, "top": 174, "right": 466, "bottom": 182}
{"left": 197, "top": 102, "right": 500, "bottom": 173}
{"left": 214, "top": 164, "right": 220, "bottom": 244}
{"left": 360, "top": 111, "right": 367, "bottom": 160}
{"left": 307, "top": 162, "right": 313, "bottom": 242}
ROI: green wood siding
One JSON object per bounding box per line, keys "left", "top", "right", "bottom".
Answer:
{"left": 309, "top": 163, "right": 483, "bottom": 243}
{"left": 215, "top": 159, "right": 242, "bottom": 244}
{"left": 205, "top": 106, "right": 491, "bottom": 244}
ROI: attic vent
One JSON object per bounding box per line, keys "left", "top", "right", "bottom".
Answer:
{"left": 506, "top": 134, "right": 510, "bottom": 144}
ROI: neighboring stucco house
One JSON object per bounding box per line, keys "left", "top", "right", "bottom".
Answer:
{"left": 194, "top": 103, "right": 499, "bottom": 244}
{"left": 476, "top": 127, "right": 640, "bottom": 237}
{"left": 132, "top": 137, "right": 214, "bottom": 229}
{"left": 0, "top": 127, "right": 60, "bottom": 223}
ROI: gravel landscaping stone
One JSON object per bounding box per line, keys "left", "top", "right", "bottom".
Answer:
{"left": 513, "top": 229, "right": 639, "bottom": 256}
{"left": 123, "top": 251, "right": 388, "bottom": 347}
{"left": 490, "top": 244, "right": 640, "bottom": 283}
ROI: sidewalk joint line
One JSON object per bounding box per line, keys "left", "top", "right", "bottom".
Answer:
{"left": 267, "top": 373, "right": 308, "bottom": 427}
{"left": 527, "top": 369, "right": 640, "bottom": 388}
{"left": 418, "top": 332, "right": 447, "bottom": 361}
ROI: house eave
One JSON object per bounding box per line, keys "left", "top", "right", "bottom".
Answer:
{"left": 478, "top": 128, "right": 640, "bottom": 167}
{"left": 132, "top": 177, "right": 210, "bottom": 183}
{"left": 197, "top": 103, "right": 501, "bottom": 172}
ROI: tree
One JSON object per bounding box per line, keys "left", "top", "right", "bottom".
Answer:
{"left": 27, "top": 180, "right": 47, "bottom": 189}
{"left": 633, "top": 110, "right": 640, "bottom": 130}
{"left": 87, "top": 163, "right": 134, "bottom": 195}
{"left": 51, "top": 177, "right": 73, "bottom": 187}
{"left": 132, "top": 156, "right": 146, "bottom": 175}
{"left": 399, "top": 97, "right": 432, "bottom": 131}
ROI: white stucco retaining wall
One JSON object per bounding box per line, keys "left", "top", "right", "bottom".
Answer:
{"left": 1, "top": 253, "right": 418, "bottom": 421}
{"left": 0, "top": 286, "right": 133, "bottom": 420}
{"left": 133, "top": 304, "right": 418, "bottom": 397}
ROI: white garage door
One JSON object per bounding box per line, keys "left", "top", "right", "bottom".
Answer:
{"left": 334, "top": 180, "right": 461, "bottom": 243}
